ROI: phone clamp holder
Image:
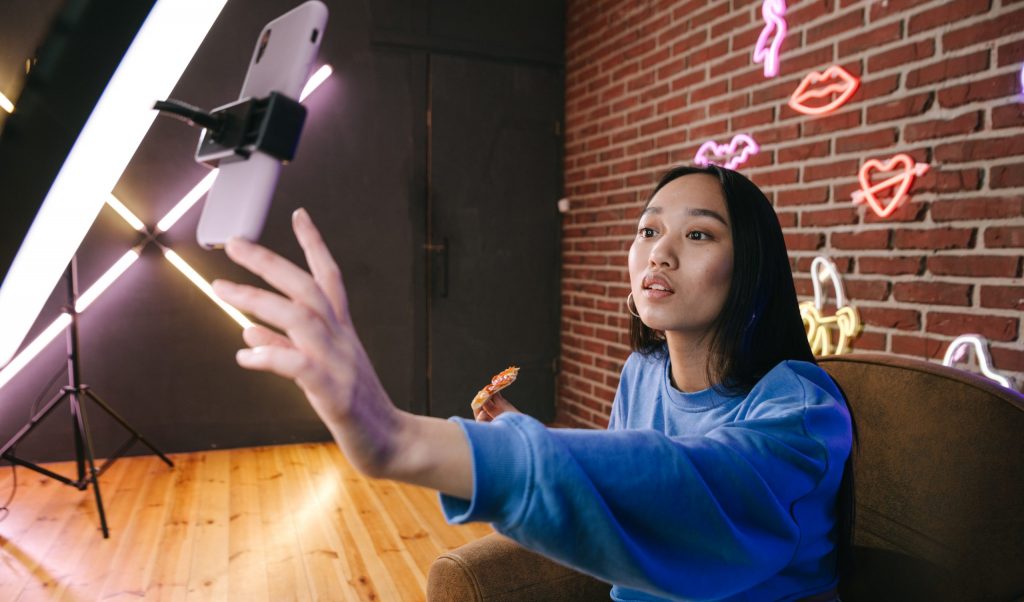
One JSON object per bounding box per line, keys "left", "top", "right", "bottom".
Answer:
{"left": 153, "top": 92, "right": 307, "bottom": 167}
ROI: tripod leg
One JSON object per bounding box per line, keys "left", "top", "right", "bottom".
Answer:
{"left": 83, "top": 388, "right": 174, "bottom": 468}
{"left": 70, "top": 391, "right": 110, "bottom": 538}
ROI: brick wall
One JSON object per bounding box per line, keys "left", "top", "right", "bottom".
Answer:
{"left": 558, "top": 0, "right": 1024, "bottom": 428}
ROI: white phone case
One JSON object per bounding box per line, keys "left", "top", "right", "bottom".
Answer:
{"left": 196, "top": 1, "right": 328, "bottom": 249}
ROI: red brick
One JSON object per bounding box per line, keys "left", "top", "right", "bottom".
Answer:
{"left": 926, "top": 311, "right": 1018, "bottom": 342}
{"left": 752, "top": 167, "right": 800, "bottom": 186}
{"left": 993, "top": 104, "right": 1024, "bottom": 129}
{"left": 862, "top": 201, "right": 928, "bottom": 225}
{"left": 807, "top": 9, "right": 865, "bottom": 45}
{"left": 851, "top": 331, "right": 887, "bottom": 352}
{"left": 998, "top": 37, "right": 1024, "bottom": 68}
{"left": 838, "top": 21, "right": 902, "bottom": 57}
{"left": 779, "top": 140, "right": 832, "bottom": 163}
{"left": 981, "top": 285, "right": 1024, "bottom": 311}
{"left": 915, "top": 168, "right": 982, "bottom": 194}
{"left": 906, "top": 51, "right": 990, "bottom": 89}
{"left": 788, "top": 0, "right": 837, "bottom": 25}
{"left": 868, "top": 0, "right": 938, "bottom": 21}
{"left": 801, "top": 207, "right": 860, "bottom": 227}
{"left": 935, "top": 135, "right": 1024, "bottom": 163}
{"left": 804, "top": 159, "right": 862, "bottom": 182}
{"left": 836, "top": 128, "right": 899, "bottom": 153}
{"left": 867, "top": 40, "right": 935, "bottom": 73}
{"left": 780, "top": 46, "right": 838, "bottom": 79}
{"left": 942, "top": 8, "right": 1024, "bottom": 50}
{"left": 866, "top": 92, "right": 934, "bottom": 124}
{"left": 860, "top": 74, "right": 902, "bottom": 100}
{"left": 845, "top": 279, "right": 891, "bottom": 301}
{"left": 796, "top": 256, "right": 854, "bottom": 274}
{"left": 803, "top": 109, "right": 863, "bottom": 137}
{"left": 776, "top": 211, "right": 798, "bottom": 228}
{"left": 859, "top": 256, "right": 924, "bottom": 275}
{"left": 938, "top": 72, "right": 1020, "bottom": 108}
{"left": 776, "top": 186, "right": 830, "bottom": 207}
{"left": 685, "top": 40, "right": 731, "bottom": 69}
{"left": 893, "top": 227, "right": 975, "bottom": 250}
{"left": 891, "top": 334, "right": 946, "bottom": 360}
{"left": 907, "top": 0, "right": 993, "bottom": 35}
{"left": 784, "top": 233, "right": 825, "bottom": 251}
{"left": 989, "top": 346, "right": 1024, "bottom": 374}
{"left": 928, "top": 255, "right": 1020, "bottom": 278}
{"left": 751, "top": 123, "right": 800, "bottom": 144}
{"left": 991, "top": 164, "right": 1024, "bottom": 189}
{"left": 859, "top": 307, "right": 921, "bottom": 330}
{"left": 827, "top": 225, "right": 893, "bottom": 249}
{"left": 893, "top": 281, "right": 972, "bottom": 306}
{"left": 731, "top": 107, "right": 776, "bottom": 130}
{"left": 904, "top": 111, "right": 982, "bottom": 143}
{"left": 691, "top": 80, "right": 729, "bottom": 103}
{"left": 985, "top": 226, "right": 1024, "bottom": 248}
{"left": 752, "top": 77, "right": 806, "bottom": 105}
{"left": 931, "top": 197, "right": 1024, "bottom": 222}
{"left": 689, "top": 119, "right": 729, "bottom": 139}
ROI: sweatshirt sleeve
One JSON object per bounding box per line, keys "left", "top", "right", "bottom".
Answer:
{"left": 439, "top": 375, "right": 847, "bottom": 600}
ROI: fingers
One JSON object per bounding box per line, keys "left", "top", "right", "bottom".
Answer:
{"left": 223, "top": 236, "right": 335, "bottom": 326}
{"left": 242, "top": 324, "right": 293, "bottom": 349}
{"left": 212, "top": 279, "right": 332, "bottom": 357}
{"left": 292, "top": 208, "right": 350, "bottom": 322}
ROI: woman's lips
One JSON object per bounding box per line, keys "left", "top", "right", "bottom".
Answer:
{"left": 788, "top": 65, "right": 860, "bottom": 116}
{"left": 642, "top": 288, "right": 673, "bottom": 299}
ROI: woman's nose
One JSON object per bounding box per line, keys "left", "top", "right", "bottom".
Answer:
{"left": 648, "top": 238, "right": 677, "bottom": 269}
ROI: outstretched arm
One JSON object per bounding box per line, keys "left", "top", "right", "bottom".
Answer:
{"left": 212, "top": 208, "right": 473, "bottom": 498}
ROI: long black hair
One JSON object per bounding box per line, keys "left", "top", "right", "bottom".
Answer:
{"left": 628, "top": 164, "right": 816, "bottom": 394}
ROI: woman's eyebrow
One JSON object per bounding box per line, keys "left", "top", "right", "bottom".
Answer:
{"left": 688, "top": 207, "right": 729, "bottom": 226}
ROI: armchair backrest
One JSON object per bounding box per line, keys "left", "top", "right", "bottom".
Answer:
{"left": 819, "top": 354, "right": 1024, "bottom": 601}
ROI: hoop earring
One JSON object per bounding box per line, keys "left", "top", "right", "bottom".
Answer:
{"left": 626, "top": 292, "right": 640, "bottom": 318}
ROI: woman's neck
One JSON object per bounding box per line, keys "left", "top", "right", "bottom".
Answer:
{"left": 664, "top": 331, "right": 714, "bottom": 393}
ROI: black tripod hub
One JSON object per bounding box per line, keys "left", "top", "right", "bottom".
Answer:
{"left": 0, "top": 257, "right": 173, "bottom": 538}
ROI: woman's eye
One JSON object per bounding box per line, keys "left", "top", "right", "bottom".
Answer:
{"left": 687, "top": 231, "right": 712, "bottom": 241}
{"left": 638, "top": 227, "right": 656, "bottom": 238}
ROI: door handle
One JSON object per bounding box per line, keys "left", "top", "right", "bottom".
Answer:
{"left": 424, "top": 237, "right": 449, "bottom": 298}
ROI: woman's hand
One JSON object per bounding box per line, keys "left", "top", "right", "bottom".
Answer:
{"left": 473, "top": 392, "right": 521, "bottom": 422}
{"left": 211, "top": 208, "right": 474, "bottom": 499}
{"left": 211, "top": 208, "right": 402, "bottom": 477}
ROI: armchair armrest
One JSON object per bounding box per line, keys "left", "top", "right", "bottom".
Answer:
{"left": 427, "top": 532, "right": 611, "bottom": 601}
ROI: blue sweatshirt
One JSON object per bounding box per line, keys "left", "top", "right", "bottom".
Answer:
{"left": 441, "top": 350, "right": 852, "bottom": 601}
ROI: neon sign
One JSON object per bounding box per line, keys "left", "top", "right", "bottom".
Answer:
{"left": 799, "top": 256, "right": 861, "bottom": 356}
{"left": 693, "top": 134, "right": 760, "bottom": 170}
{"left": 851, "top": 153, "right": 930, "bottom": 218}
{"left": 0, "top": 67, "right": 333, "bottom": 391}
{"left": 752, "top": 0, "right": 787, "bottom": 78}
{"left": 942, "top": 334, "right": 1014, "bottom": 389}
{"left": 788, "top": 65, "right": 860, "bottom": 115}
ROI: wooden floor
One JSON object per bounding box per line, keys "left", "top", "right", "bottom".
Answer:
{"left": 0, "top": 443, "right": 493, "bottom": 601}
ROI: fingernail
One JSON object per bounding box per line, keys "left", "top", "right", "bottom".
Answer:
{"left": 293, "top": 207, "right": 309, "bottom": 221}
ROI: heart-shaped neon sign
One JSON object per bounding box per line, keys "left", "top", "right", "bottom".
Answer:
{"left": 799, "top": 256, "right": 861, "bottom": 356}
{"left": 693, "top": 134, "right": 760, "bottom": 170}
{"left": 850, "top": 153, "right": 930, "bottom": 218}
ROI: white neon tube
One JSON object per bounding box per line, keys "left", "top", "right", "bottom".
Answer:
{"left": 162, "top": 249, "right": 253, "bottom": 329}
{"left": 0, "top": 0, "right": 227, "bottom": 369}
{"left": 105, "top": 194, "right": 147, "bottom": 232}
{"left": 0, "top": 249, "right": 141, "bottom": 391}
{"left": 0, "top": 91, "right": 13, "bottom": 114}
{"left": 155, "top": 169, "right": 219, "bottom": 233}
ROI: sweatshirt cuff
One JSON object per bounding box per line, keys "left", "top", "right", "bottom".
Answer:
{"left": 439, "top": 414, "right": 534, "bottom": 526}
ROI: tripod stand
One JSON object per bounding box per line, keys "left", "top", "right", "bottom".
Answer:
{"left": 0, "top": 256, "right": 173, "bottom": 538}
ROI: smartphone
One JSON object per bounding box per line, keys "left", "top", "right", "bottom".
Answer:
{"left": 196, "top": 0, "right": 328, "bottom": 249}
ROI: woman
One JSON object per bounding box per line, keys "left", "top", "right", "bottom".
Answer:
{"left": 212, "top": 165, "right": 852, "bottom": 601}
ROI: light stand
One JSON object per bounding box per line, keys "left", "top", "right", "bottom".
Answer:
{"left": 0, "top": 255, "right": 173, "bottom": 538}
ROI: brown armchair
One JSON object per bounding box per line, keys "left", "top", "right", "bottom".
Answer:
{"left": 427, "top": 353, "right": 1024, "bottom": 601}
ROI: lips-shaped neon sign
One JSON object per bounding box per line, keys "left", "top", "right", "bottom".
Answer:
{"left": 693, "top": 134, "right": 760, "bottom": 170}
{"left": 752, "top": 0, "right": 787, "bottom": 78}
{"left": 942, "top": 334, "right": 1014, "bottom": 389}
{"left": 799, "top": 256, "right": 861, "bottom": 356}
{"left": 850, "top": 153, "right": 930, "bottom": 218}
{"left": 788, "top": 65, "right": 860, "bottom": 116}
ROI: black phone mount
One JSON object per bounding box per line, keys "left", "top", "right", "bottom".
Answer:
{"left": 153, "top": 92, "right": 307, "bottom": 167}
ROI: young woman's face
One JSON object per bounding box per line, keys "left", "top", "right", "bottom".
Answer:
{"left": 628, "top": 174, "right": 734, "bottom": 339}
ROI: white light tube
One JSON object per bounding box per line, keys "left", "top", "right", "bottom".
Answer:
{"left": 155, "top": 169, "right": 218, "bottom": 233}
{"left": 75, "top": 250, "right": 141, "bottom": 313}
{"left": 105, "top": 194, "right": 147, "bottom": 232}
{"left": 0, "top": 0, "right": 227, "bottom": 369}
{"left": 162, "top": 249, "right": 253, "bottom": 329}
{"left": 0, "top": 91, "right": 13, "bottom": 114}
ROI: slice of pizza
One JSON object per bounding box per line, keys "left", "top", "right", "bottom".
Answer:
{"left": 470, "top": 366, "right": 520, "bottom": 410}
